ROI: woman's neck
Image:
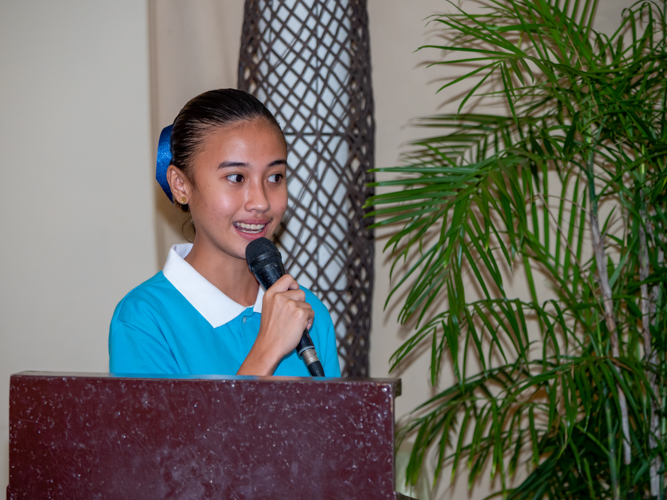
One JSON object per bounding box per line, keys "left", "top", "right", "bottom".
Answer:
{"left": 184, "top": 242, "right": 259, "bottom": 307}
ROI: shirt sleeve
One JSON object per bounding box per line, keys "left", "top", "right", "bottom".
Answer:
{"left": 109, "top": 318, "right": 180, "bottom": 375}
{"left": 321, "top": 317, "right": 341, "bottom": 377}
{"left": 303, "top": 287, "right": 341, "bottom": 378}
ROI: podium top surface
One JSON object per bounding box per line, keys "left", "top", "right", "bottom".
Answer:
{"left": 11, "top": 370, "right": 402, "bottom": 396}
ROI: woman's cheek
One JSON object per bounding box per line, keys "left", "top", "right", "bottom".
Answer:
{"left": 275, "top": 192, "right": 288, "bottom": 217}
{"left": 217, "top": 189, "right": 241, "bottom": 212}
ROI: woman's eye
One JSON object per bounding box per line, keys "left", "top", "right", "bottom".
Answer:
{"left": 227, "top": 174, "right": 244, "bottom": 183}
{"left": 268, "top": 173, "right": 283, "bottom": 183}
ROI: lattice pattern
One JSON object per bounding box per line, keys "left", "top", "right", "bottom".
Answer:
{"left": 238, "top": 0, "right": 374, "bottom": 377}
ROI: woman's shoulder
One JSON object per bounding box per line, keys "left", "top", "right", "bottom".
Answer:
{"left": 112, "top": 271, "right": 176, "bottom": 323}
{"left": 299, "top": 285, "right": 328, "bottom": 312}
{"left": 299, "top": 285, "right": 334, "bottom": 332}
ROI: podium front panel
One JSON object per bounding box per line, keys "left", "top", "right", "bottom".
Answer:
{"left": 8, "top": 372, "right": 401, "bottom": 500}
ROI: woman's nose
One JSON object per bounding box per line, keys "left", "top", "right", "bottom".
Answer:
{"left": 245, "top": 180, "right": 269, "bottom": 212}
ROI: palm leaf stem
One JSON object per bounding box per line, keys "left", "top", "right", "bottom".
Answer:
{"left": 640, "top": 190, "right": 662, "bottom": 496}
{"left": 585, "top": 126, "right": 632, "bottom": 465}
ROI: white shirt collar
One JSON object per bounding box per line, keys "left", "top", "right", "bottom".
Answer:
{"left": 162, "top": 243, "right": 263, "bottom": 328}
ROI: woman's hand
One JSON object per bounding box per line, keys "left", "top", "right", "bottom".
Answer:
{"left": 237, "top": 274, "right": 313, "bottom": 376}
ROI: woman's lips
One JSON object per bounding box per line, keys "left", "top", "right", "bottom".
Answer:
{"left": 233, "top": 221, "right": 267, "bottom": 234}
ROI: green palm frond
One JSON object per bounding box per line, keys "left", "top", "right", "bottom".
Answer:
{"left": 369, "top": 0, "right": 667, "bottom": 498}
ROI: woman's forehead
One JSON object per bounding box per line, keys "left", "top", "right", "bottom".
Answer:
{"left": 195, "top": 120, "right": 287, "bottom": 165}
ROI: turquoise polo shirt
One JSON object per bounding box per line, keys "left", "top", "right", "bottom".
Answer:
{"left": 109, "top": 244, "right": 341, "bottom": 377}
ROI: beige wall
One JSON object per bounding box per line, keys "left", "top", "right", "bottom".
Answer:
{"left": 0, "top": 1, "right": 638, "bottom": 499}
{"left": 0, "top": 1, "right": 155, "bottom": 497}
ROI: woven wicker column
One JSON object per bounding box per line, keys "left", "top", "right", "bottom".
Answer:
{"left": 238, "top": 0, "right": 374, "bottom": 377}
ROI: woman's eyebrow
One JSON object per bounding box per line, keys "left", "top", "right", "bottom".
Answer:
{"left": 218, "top": 159, "right": 287, "bottom": 169}
{"left": 218, "top": 161, "right": 248, "bottom": 169}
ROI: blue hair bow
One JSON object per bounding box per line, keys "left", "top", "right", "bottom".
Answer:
{"left": 155, "top": 124, "right": 173, "bottom": 202}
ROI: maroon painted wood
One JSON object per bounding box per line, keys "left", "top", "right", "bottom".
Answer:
{"left": 8, "top": 372, "right": 407, "bottom": 499}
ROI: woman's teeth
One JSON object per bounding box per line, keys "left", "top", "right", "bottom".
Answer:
{"left": 234, "top": 222, "right": 266, "bottom": 234}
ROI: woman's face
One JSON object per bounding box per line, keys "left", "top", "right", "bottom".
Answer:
{"left": 183, "top": 119, "right": 288, "bottom": 263}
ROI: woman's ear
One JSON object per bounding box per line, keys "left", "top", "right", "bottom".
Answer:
{"left": 167, "top": 165, "right": 191, "bottom": 205}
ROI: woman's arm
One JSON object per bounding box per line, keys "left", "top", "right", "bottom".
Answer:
{"left": 321, "top": 320, "right": 341, "bottom": 377}
{"left": 237, "top": 274, "right": 313, "bottom": 376}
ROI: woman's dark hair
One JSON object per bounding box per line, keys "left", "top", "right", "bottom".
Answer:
{"left": 170, "top": 88, "right": 284, "bottom": 212}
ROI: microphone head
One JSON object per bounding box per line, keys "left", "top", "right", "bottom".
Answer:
{"left": 245, "top": 237, "right": 282, "bottom": 269}
{"left": 246, "top": 238, "right": 285, "bottom": 289}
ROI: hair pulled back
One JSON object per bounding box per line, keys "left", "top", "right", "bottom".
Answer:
{"left": 170, "top": 89, "right": 284, "bottom": 212}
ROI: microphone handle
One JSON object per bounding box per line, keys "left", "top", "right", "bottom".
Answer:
{"left": 296, "top": 330, "right": 325, "bottom": 377}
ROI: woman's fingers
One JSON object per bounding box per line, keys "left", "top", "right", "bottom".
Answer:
{"left": 264, "top": 274, "right": 300, "bottom": 294}
{"left": 263, "top": 275, "right": 312, "bottom": 324}
{"left": 272, "top": 289, "right": 307, "bottom": 307}
{"left": 271, "top": 295, "right": 313, "bottom": 330}
{"left": 292, "top": 299, "right": 315, "bottom": 322}
{"left": 257, "top": 274, "right": 314, "bottom": 348}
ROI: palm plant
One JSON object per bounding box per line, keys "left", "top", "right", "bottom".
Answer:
{"left": 367, "top": 0, "right": 667, "bottom": 498}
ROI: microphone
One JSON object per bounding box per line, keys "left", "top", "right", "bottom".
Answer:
{"left": 245, "top": 238, "right": 325, "bottom": 377}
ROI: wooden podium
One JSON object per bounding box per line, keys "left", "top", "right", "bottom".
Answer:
{"left": 8, "top": 372, "right": 413, "bottom": 499}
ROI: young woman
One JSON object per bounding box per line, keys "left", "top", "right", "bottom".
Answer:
{"left": 109, "top": 89, "right": 340, "bottom": 377}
